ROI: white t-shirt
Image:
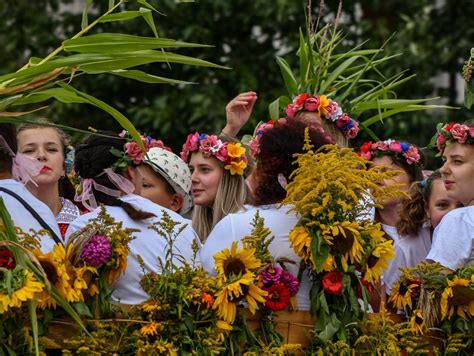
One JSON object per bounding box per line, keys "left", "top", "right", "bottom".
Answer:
{"left": 0, "top": 179, "right": 58, "bottom": 253}
{"left": 200, "top": 204, "right": 311, "bottom": 310}
{"left": 382, "top": 224, "right": 431, "bottom": 294}
{"left": 66, "top": 194, "right": 198, "bottom": 305}
{"left": 426, "top": 206, "right": 474, "bottom": 270}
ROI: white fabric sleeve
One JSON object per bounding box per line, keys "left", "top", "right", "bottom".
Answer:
{"left": 199, "top": 216, "right": 236, "bottom": 274}
{"left": 426, "top": 213, "right": 472, "bottom": 270}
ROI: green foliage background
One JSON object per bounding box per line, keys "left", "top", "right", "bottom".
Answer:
{"left": 1, "top": 0, "right": 473, "bottom": 168}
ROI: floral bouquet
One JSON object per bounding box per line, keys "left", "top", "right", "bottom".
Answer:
{"left": 282, "top": 141, "right": 405, "bottom": 344}
{"left": 389, "top": 261, "right": 474, "bottom": 352}
{"left": 66, "top": 206, "right": 137, "bottom": 317}
{"left": 0, "top": 199, "right": 86, "bottom": 354}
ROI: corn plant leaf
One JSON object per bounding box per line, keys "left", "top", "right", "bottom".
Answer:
{"left": 81, "top": 0, "right": 92, "bottom": 30}
{"left": 63, "top": 33, "right": 211, "bottom": 53}
{"left": 139, "top": 7, "right": 159, "bottom": 38}
{"left": 110, "top": 69, "right": 194, "bottom": 84}
{"left": 137, "top": 0, "right": 165, "bottom": 15}
{"left": 99, "top": 11, "right": 143, "bottom": 23}
{"left": 269, "top": 97, "right": 280, "bottom": 121}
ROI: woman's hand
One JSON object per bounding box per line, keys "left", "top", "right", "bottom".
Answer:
{"left": 221, "top": 91, "right": 257, "bottom": 137}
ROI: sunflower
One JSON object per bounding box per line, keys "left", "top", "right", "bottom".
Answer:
{"left": 214, "top": 242, "right": 261, "bottom": 279}
{"left": 0, "top": 270, "right": 43, "bottom": 313}
{"left": 288, "top": 226, "right": 311, "bottom": 261}
{"left": 363, "top": 240, "right": 395, "bottom": 284}
{"left": 245, "top": 283, "right": 267, "bottom": 314}
{"left": 388, "top": 278, "right": 419, "bottom": 311}
{"left": 409, "top": 309, "right": 426, "bottom": 335}
{"left": 32, "top": 248, "right": 63, "bottom": 308}
{"left": 216, "top": 319, "right": 233, "bottom": 331}
{"left": 106, "top": 244, "right": 128, "bottom": 285}
{"left": 441, "top": 277, "right": 474, "bottom": 320}
{"left": 213, "top": 287, "right": 237, "bottom": 324}
{"left": 320, "top": 221, "right": 364, "bottom": 271}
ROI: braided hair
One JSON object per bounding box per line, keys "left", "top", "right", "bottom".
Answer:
{"left": 75, "top": 131, "right": 155, "bottom": 220}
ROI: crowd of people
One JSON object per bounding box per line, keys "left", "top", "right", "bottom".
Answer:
{"left": 0, "top": 90, "right": 473, "bottom": 310}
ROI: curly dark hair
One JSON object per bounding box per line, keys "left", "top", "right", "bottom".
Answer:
{"left": 75, "top": 131, "right": 154, "bottom": 220}
{"left": 0, "top": 124, "right": 17, "bottom": 173}
{"left": 251, "top": 118, "right": 334, "bottom": 206}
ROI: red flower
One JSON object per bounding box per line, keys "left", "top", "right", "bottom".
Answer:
{"left": 355, "top": 278, "right": 375, "bottom": 299}
{"left": 0, "top": 249, "right": 16, "bottom": 270}
{"left": 322, "top": 271, "right": 343, "bottom": 296}
{"left": 264, "top": 282, "right": 291, "bottom": 311}
{"left": 293, "top": 93, "right": 309, "bottom": 107}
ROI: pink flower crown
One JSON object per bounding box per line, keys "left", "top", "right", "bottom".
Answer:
{"left": 435, "top": 122, "right": 474, "bottom": 152}
{"left": 359, "top": 139, "right": 421, "bottom": 165}
{"left": 180, "top": 132, "right": 248, "bottom": 176}
{"left": 284, "top": 93, "right": 360, "bottom": 139}
{"left": 111, "top": 130, "right": 171, "bottom": 170}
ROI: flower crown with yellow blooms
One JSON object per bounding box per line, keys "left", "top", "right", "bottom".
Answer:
{"left": 181, "top": 132, "right": 248, "bottom": 175}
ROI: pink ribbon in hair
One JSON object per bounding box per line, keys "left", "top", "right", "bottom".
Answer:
{"left": 74, "top": 168, "right": 135, "bottom": 211}
{"left": 0, "top": 134, "right": 42, "bottom": 186}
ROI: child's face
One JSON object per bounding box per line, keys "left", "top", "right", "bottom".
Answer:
{"left": 440, "top": 142, "right": 474, "bottom": 206}
{"left": 426, "top": 179, "right": 462, "bottom": 229}
{"left": 139, "top": 164, "right": 180, "bottom": 212}
{"left": 372, "top": 155, "right": 411, "bottom": 208}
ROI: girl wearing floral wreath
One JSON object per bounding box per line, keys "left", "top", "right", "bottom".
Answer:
{"left": 0, "top": 123, "right": 60, "bottom": 252}
{"left": 180, "top": 132, "right": 249, "bottom": 241}
{"left": 358, "top": 139, "right": 428, "bottom": 296}
{"left": 200, "top": 118, "right": 333, "bottom": 310}
{"left": 66, "top": 131, "right": 197, "bottom": 305}
{"left": 17, "top": 119, "right": 81, "bottom": 239}
{"left": 426, "top": 121, "right": 474, "bottom": 270}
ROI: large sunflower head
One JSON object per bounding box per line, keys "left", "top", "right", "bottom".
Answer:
{"left": 441, "top": 277, "right": 474, "bottom": 320}
{"left": 288, "top": 226, "right": 312, "bottom": 263}
{"left": 363, "top": 240, "right": 395, "bottom": 284}
{"left": 0, "top": 269, "right": 43, "bottom": 313}
{"left": 388, "top": 277, "right": 420, "bottom": 311}
{"left": 409, "top": 309, "right": 426, "bottom": 335}
{"left": 214, "top": 242, "right": 261, "bottom": 280}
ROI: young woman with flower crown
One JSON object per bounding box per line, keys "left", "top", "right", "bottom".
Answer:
{"left": 358, "top": 139, "right": 428, "bottom": 295}
{"left": 0, "top": 123, "right": 60, "bottom": 252}
{"left": 200, "top": 118, "right": 334, "bottom": 310}
{"left": 426, "top": 121, "right": 474, "bottom": 270}
{"left": 17, "top": 119, "right": 81, "bottom": 239}
{"left": 66, "top": 131, "right": 197, "bottom": 305}
{"left": 180, "top": 133, "right": 249, "bottom": 241}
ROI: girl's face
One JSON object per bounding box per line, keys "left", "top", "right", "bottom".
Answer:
{"left": 189, "top": 151, "right": 223, "bottom": 207}
{"left": 440, "top": 142, "right": 474, "bottom": 206}
{"left": 372, "top": 155, "right": 411, "bottom": 207}
{"left": 426, "top": 179, "right": 462, "bottom": 229}
{"left": 17, "top": 127, "right": 65, "bottom": 187}
{"left": 139, "top": 164, "right": 181, "bottom": 212}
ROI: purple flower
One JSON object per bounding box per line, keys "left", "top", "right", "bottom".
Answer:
{"left": 280, "top": 270, "right": 300, "bottom": 297}
{"left": 260, "top": 265, "right": 283, "bottom": 284}
{"left": 81, "top": 235, "right": 112, "bottom": 267}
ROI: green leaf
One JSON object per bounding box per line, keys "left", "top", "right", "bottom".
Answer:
{"left": 81, "top": 0, "right": 93, "bottom": 30}
{"left": 110, "top": 69, "right": 194, "bottom": 84}
{"left": 99, "top": 11, "right": 143, "bottom": 23}
{"left": 108, "top": 0, "right": 115, "bottom": 10}
{"left": 310, "top": 230, "right": 330, "bottom": 271}
{"left": 276, "top": 56, "right": 298, "bottom": 96}
{"left": 464, "top": 81, "right": 474, "bottom": 109}
{"left": 28, "top": 300, "right": 40, "bottom": 356}
{"left": 140, "top": 7, "right": 159, "bottom": 38}
{"left": 63, "top": 33, "right": 211, "bottom": 53}
{"left": 319, "top": 56, "right": 360, "bottom": 94}
{"left": 137, "top": 0, "right": 165, "bottom": 15}
{"left": 298, "top": 28, "right": 309, "bottom": 88}
{"left": 73, "top": 301, "right": 93, "bottom": 318}
{"left": 58, "top": 83, "right": 144, "bottom": 148}
{"left": 318, "top": 313, "right": 342, "bottom": 342}
{"left": 268, "top": 97, "right": 280, "bottom": 120}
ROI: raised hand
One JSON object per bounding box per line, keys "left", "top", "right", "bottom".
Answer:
{"left": 221, "top": 91, "right": 257, "bottom": 137}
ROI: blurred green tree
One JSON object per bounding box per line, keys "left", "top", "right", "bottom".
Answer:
{"left": 1, "top": 0, "right": 472, "bottom": 167}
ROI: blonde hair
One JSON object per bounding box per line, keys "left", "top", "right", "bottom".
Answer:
{"left": 192, "top": 165, "right": 247, "bottom": 241}
{"left": 297, "top": 111, "right": 348, "bottom": 148}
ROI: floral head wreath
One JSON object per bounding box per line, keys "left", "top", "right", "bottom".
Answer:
{"left": 359, "top": 139, "right": 421, "bottom": 165}
{"left": 180, "top": 132, "right": 248, "bottom": 176}
{"left": 284, "top": 93, "right": 360, "bottom": 139}
{"left": 111, "top": 130, "right": 172, "bottom": 171}
{"left": 435, "top": 122, "right": 474, "bottom": 152}
{"left": 248, "top": 118, "right": 286, "bottom": 157}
